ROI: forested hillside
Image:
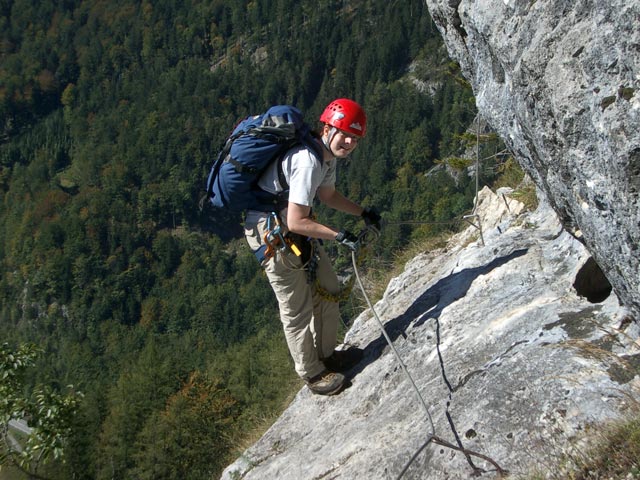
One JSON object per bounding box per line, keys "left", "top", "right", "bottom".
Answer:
{"left": 1, "top": 1, "right": 483, "bottom": 478}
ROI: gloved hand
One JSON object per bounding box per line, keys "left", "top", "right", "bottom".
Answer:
{"left": 361, "top": 207, "right": 382, "bottom": 235}
{"left": 335, "top": 230, "right": 359, "bottom": 252}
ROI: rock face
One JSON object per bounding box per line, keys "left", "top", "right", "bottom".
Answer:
{"left": 221, "top": 188, "right": 639, "bottom": 479}
{"left": 425, "top": 0, "right": 640, "bottom": 318}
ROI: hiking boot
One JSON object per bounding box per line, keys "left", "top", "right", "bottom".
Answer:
{"left": 323, "top": 347, "right": 364, "bottom": 373}
{"left": 304, "top": 370, "right": 345, "bottom": 396}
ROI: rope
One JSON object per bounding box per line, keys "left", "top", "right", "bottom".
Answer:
{"left": 315, "top": 276, "right": 356, "bottom": 303}
{"left": 351, "top": 249, "right": 508, "bottom": 479}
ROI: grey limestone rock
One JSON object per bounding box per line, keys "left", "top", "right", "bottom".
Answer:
{"left": 221, "top": 187, "right": 639, "bottom": 479}
{"left": 424, "top": 0, "right": 640, "bottom": 318}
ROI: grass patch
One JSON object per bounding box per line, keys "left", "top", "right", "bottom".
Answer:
{"left": 510, "top": 181, "right": 538, "bottom": 212}
{"left": 0, "top": 466, "right": 28, "bottom": 480}
{"left": 519, "top": 411, "right": 640, "bottom": 480}
{"left": 493, "top": 157, "right": 539, "bottom": 211}
{"left": 360, "top": 229, "right": 454, "bottom": 306}
{"left": 230, "top": 374, "right": 301, "bottom": 454}
{"left": 569, "top": 414, "right": 640, "bottom": 479}
{"left": 518, "top": 344, "right": 640, "bottom": 480}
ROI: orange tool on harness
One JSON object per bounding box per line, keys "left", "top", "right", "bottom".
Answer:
{"left": 263, "top": 213, "right": 301, "bottom": 260}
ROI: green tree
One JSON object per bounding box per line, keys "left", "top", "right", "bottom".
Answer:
{"left": 0, "top": 342, "right": 82, "bottom": 478}
{"left": 127, "top": 371, "right": 237, "bottom": 480}
{"left": 95, "top": 337, "right": 183, "bottom": 480}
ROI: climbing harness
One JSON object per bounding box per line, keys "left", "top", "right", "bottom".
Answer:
{"left": 351, "top": 248, "right": 507, "bottom": 479}
{"left": 253, "top": 212, "right": 308, "bottom": 265}
{"left": 262, "top": 212, "right": 302, "bottom": 260}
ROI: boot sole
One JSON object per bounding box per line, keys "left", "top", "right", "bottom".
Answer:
{"left": 308, "top": 382, "right": 344, "bottom": 395}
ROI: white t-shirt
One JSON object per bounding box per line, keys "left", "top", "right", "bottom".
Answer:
{"left": 245, "top": 144, "right": 335, "bottom": 226}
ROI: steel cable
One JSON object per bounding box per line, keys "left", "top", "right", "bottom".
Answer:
{"left": 351, "top": 247, "right": 507, "bottom": 478}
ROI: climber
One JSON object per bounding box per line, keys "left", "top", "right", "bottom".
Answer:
{"left": 244, "top": 98, "right": 382, "bottom": 395}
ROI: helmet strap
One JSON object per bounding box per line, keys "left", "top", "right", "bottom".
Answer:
{"left": 322, "top": 126, "right": 338, "bottom": 157}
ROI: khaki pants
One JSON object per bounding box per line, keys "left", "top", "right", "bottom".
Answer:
{"left": 245, "top": 218, "right": 341, "bottom": 379}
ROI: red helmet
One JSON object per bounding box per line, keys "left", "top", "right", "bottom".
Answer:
{"left": 319, "top": 98, "right": 367, "bottom": 137}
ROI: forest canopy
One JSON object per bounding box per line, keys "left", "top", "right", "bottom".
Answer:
{"left": 0, "top": 1, "right": 491, "bottom": 478}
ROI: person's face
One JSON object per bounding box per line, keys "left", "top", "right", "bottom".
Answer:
{"left": 327, "top": 126, "right": 360, "bottom": 158}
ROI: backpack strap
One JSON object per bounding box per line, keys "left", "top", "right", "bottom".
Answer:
{"left": 272, "top": 134, "right": 324, "bottom": 204}
{"left": 276, "top": 153, "right": 289, "bottom": 191}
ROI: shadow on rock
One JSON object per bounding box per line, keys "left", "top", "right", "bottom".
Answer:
{"left": 348, "top": 248, "right": 529, "bottom": 379}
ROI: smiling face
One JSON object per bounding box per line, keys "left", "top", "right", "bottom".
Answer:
{"left": 323, "top": 124, "right": 360, "bottom": 158}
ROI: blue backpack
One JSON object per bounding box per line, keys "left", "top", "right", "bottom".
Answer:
{"left": 205, "top": 105, "right": 323, "bottom": 213}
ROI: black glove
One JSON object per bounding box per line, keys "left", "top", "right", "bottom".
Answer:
{"left": 361, "top": 207, "right": 382, "bottom": 234}
{"left": 335, "top": 230, "right": 359, "bottom": 252}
